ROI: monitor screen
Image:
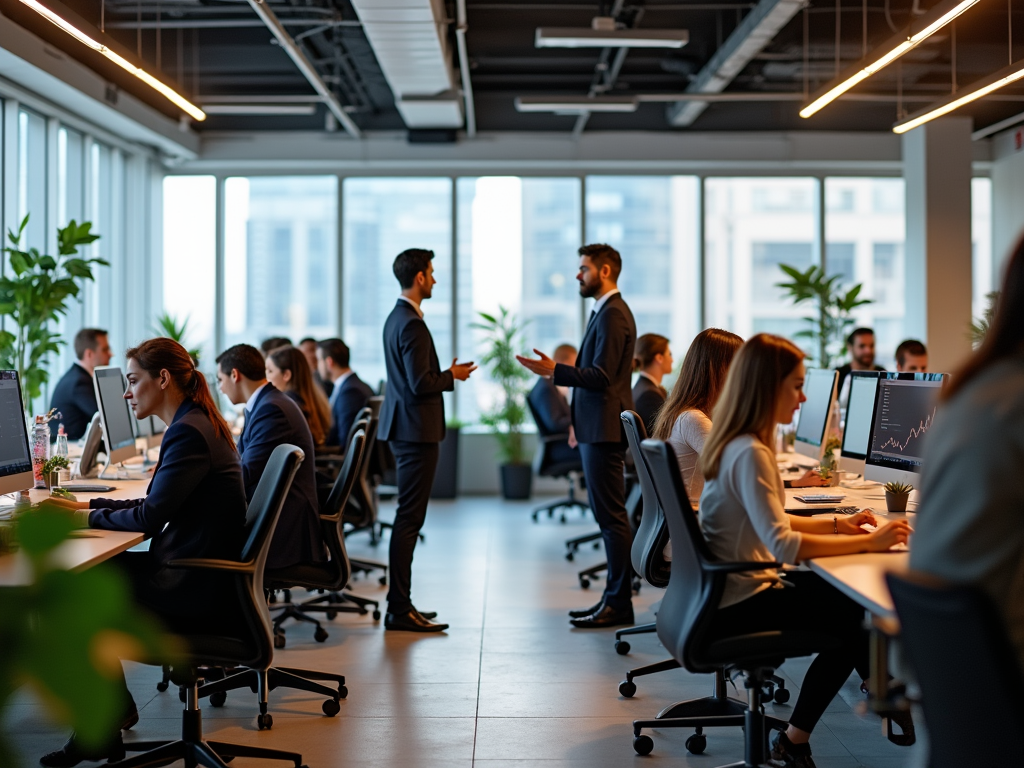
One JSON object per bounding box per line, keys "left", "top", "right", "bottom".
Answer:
{"left": 94, "top": 366, "right": 136, "bottom": 463}
{"left": 841, "top": 371, "right": 882, "bottom": 463}
{"left": 794, "top": 368, "right": 837, "bottom": 450}
{"left": 864, "top": 373, "right": 946, "bottom": 481}
{"left": 0, "top": 370, "right": 33, "bottom": 493}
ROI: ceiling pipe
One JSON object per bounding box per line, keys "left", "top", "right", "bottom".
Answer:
{"left": 105, "top": 19, "right": 362, "bottom": 29}
{"left": 245, "top": 0, "right": 361, "bottom": 138}
{"left": 455, "top": 0, "right": 476, "bottom": 136}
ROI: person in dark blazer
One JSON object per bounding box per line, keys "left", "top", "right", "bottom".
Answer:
{"left": 41, "top": 338, "right": 247, "bottom": 767}
{"left": 379, "top": 248, "right": 476, "bottom": 632}
{"left": 317, "top": 337, "right": 375, "bottom": 446}
{"left": 217, "top": 343, "right": 325, "bottom": 570}
{"left": 48, "top": 327, "right": 113, "bottom": 440}
{"left": 299, "top": 336, "right": 334, "bottom": 399}
{"left": 518, "top": 243, "right": 637, "bottom": 628}
{"left": 631, "top": 333, "right": 673, "bottom": 436}
{"left": 527, "top": 344, "right": 578, "bottom": 465}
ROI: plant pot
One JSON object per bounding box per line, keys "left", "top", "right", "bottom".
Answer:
{"left": 885, "top": 491, "right": 910, "bottom": 513}
{"left": 430, "top": 427, "right": 460, "bottom": 499}
{"left": 500, "top": 463, "right": 533, "bottom": 500}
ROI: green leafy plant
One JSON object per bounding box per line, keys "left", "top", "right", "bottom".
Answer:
{"left": 152, "top": 312, "right": 201, "bottom": 364}
{"left": 969, "top": 291, "right": 999, "bottom": 348}
{"left": 819, "top": 435, "right": 842, "bottom": 472}
{"left": 0, "top": 216, "right": 106, "bottom": 411}
{"left": 41, "top": 455, "right": 70, "bottom": 477}
{"left": 776, "top": 264, "right": 872, "bottom": 368}
{"left": 471, "top": 307, "right": 532, "bottom": 465}
{"left": 883, "top": 480, "right": 914, "bottom": 495}
{"left": 0, "top": 506, "right": 176, "bottom": 766}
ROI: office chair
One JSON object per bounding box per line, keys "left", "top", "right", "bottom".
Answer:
{"left": 111, "top": 445, "right": 309, "bottom": 768}
{"left": 887, "top": 573, "right": 1024, "bottom": 767}
{"left": 525, "top": 397, "right": 590, "bottom": 525}
{"left": 632, "top": 439, "right": 838, "bottom": 763}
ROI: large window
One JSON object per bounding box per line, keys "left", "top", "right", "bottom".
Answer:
{"left": 224, "top": 176, "right": 339, "bottom": 351}
{"left": 18, "top": 109, "right": 47, "bottom": 250}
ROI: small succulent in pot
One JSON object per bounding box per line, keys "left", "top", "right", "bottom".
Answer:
{"left": 883, "top": 481, "right": 914, "bottom": 513}
{"left": 42, "top": 455, "right": 70, "bottom": 490}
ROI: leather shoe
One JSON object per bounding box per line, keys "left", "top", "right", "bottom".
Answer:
{"left": 385, "top": 609, "right": 448, "bottom": 632}
{"left": 569, "top": 604, "right": 634, "bottom": 629}
{"left": 568, "top": 600, "right": 605, "bottom": 619}
{"left": 414, "top": 607, "right": 438, "bottom": 620}
{"left": 40, "top": 732, "right": 125, "bottom": 768}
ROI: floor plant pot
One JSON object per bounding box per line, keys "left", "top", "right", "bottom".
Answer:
{"left": 500, "top": 464, "right": 533, "bottom": 500}
{"left": 430, "top": 427, "right": 460, "bottom": 499}
{"left": 885, "top": 491, "right": 910, "bottom": 513}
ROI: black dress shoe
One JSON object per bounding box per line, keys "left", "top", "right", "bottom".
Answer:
{"left": 384, "top": 609, "right": 449, "bottom": 632}
{"left": 568, "top": 600, "right": 605, "bottom": 619}
{"left": 40, "top": 732, "right": 124, "bottom": 768}
{"left": 414, "top": 608, "right": 438, "bottom": 620}
{"left": 569, "top": 604, "right": 634, "bottom": 629}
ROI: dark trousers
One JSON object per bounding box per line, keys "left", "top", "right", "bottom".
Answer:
{"left": 578, "top": 441, "right": 632, "bottom": 612}
{"left": 386, "top": 439, "right": 440, "bottom": 613}
{"left": 709, "top": 571, "right": 870, "bottom": 733}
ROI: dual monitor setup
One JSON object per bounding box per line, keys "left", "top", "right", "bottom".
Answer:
{"left": 793, "top": 367, "right": 947, "bottom": 487}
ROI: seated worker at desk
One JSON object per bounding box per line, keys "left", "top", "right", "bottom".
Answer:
{"left": 41, "top": 338, "right": 247, "bottom": 767}
{"left": 217, "top": 343, "right": 325, "bottom": 570}
{"left": 631, "top": 333, "right": 672, "bottom": 435}
{"left": 699, "top": 333, "right": 910, "bottom": 768}
{"left": 265, "top": 345, "right": 333, "bottom": 446}
{"left": 527, "top": 344, "right": 578, "bottom": 463}
{"left": 49, "top": 328, "right": 113, "bottom": 440}
{"left": 317, "top": 337, "right": 374, "bottom": 446}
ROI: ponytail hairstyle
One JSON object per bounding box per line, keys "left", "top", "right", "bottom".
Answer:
{"left": 125, "top": 337, "right": 235, "bottom": 448}
{"left": 700, "top": 333, "right": 804, "bottom": 480}
{"left": 268, "top": 345, "right": 332, "bottom": 445}
{"left": 634, "top": 333, "right": 670, "bottom": 372}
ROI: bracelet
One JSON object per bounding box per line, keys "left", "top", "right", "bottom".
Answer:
{"left": 833, "top": 516, "right": 838, "bottom": 534}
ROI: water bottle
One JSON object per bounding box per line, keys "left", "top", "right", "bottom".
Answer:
{"left": 31, "top": 416, "right": 50, "bottom": 489}
{"left": 55, "top": 424, "right": 69, "bottom": 460}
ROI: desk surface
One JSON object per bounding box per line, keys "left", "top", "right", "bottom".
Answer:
{"left": 0, "top": 478, "right": 151, "bottom": 587}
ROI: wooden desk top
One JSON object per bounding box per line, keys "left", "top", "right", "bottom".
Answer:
{"left": 806, "top": 552, "right": 909, "bottom": 620}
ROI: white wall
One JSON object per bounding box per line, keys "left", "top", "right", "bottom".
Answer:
{"left": 991, "top": 127, "right": 1024, "bottom": 275}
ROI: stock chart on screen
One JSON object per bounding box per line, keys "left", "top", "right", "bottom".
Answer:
{"left": 867, "top": 377, "right": 944, "bottom": 473}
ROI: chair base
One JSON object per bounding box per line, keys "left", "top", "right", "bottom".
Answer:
{"left": 350, "top": 557, "right": 389, "bottom": 586}
{"left": 271, "top": 589, "right": 382, "bottom": 644}
{"left": 618, "top": 657, "right": 681, "bottom": 696}
{"left": 532, "top": 496, "right": 589, "bottom": 524}
{"left": 564, "top": 530, "right": 601, "bottom": 561}
{"left": 197, "top": 667, "right": 346, "bottom": 725}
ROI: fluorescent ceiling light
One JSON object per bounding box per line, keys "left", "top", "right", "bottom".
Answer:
{"left": 515, "top": 96, "right": 639, "bottom": 113}
{"left": 19, "top": 0, "right": 205, "bottom": 121}
{"left": 893, "top": 58, "right": 1024, "bottom": 134}
{"left": 536, "top": 17, "right": 687, "bottom": 49}
{"left": 800, "top": 0, "right": 979, "bottom": 118}
{"left": 202, "top": 104, "right": 318, "bottom": 116}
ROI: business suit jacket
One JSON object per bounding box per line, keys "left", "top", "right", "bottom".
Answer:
{"left": 327, "top": 372, "right": 375, "bottom": 446}
{"left": 88, "top": 399, "right": 246, "bottom": 583}
{"left": 378, "top": 299, "right": 454, "bottom": 443}
{"left": 632, "top": 375, "right": 667, "bottom": 436}
{"left": 239, "top": 384, "right": 325, "bottom": 569}
{"left": 553, "top": 293, "right": 637, "bottom": 444}
{"left": 528, "top": 377, "right": 572, "bottom": 435}
{"left": 49, "top": 363, "right": 98, "bottom": 440}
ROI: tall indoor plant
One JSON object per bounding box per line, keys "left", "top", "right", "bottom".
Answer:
{"left": 152, "top": 312, "right": 202, "bottom": 365}
{"left": 0, "top": 216, "right": 106, "bottom": 410}
{"left": 472, "top": 306, "right": 533, "bottom": 499}
{"left": 776, "top": 264, "right": 872, "bottom": 368}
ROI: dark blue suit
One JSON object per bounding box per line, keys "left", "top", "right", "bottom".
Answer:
{"left": 528, "top": 378, "right": 579, "bottom": 466}
{"left": 379, "top": 298, "right": 454, "bottom": 613}
{"left": 239, "top": 384, "right": 325, "bottom": 569}
{"left": 49, "top": 363, "right": 97, "bottom": 440}
{"left": 327, "top": 372, "right": 374, "bottom": 446}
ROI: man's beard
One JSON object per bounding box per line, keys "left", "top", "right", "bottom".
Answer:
{"left": 578, "top": 280, "right": 598, "bottom": 298}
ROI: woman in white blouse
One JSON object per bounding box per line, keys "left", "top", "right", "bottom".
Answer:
{"left": 699, "top": 333, "right": 910, "bottom": 768}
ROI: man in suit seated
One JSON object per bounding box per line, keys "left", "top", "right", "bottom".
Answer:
{"left": 527, "top": 343, "right": 579, "bottom": 466}
{"left": 317, "top": 338, "right": 375, "bottom": 447}
{"left": 299, "top": 336, "right": 334, "bottom": 399}
{"left": 49, "top": 328, "right": 113, "bottom": 440}
{"left": 216, "top": 343, "right": 325, "bottom": 570}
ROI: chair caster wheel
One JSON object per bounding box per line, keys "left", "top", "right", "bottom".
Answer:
{"left": 314, "top": 627, "right": 329, "bottom": 643}
{"left": 614, "top": 640, "right": 630, "bottom": 655}
{"left": 774, "top": 688, "right": 791, "bottom": 704}
{"left": 580, "top": 578, "right": 590, "bottom": 589}
{"left": 685, "top": 733, "right": 707, "bottom": 754}
{"left": 274, "top": 633, "right": 286, "bottom": 649}
{"left": 256, "top": 713, "right": 273, "bottom": 730}
{"left": 156, "top": 681, "right": 169, "bottom": 692}
{"left": 633, "top": 734, "right": 654, "bottom": 756}
{"left": 372, "top": 609, "right": 382, "bottom": 620}
{"left": 379, "top": 576, "right": 387, "bottom": 586}
{"left": 322, "top": 698, "right": 341, "bottom": 717}
{"left": 618, "top": 680, "right": 636, "bottom": 698}
{"left": 210, "top": 691, "right": 227, "bottom": 707}
{"left": 565, "top": 552, "right": 574, "bottom": 562}
{"left": 338, "top": 685, "right": 348, "bottom": 699}
{"left": 326, "top": 610, "right": 338, "bottom": 620}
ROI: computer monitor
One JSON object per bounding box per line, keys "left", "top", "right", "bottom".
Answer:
{"left": 93, "top": 365, "right": 138, "bottom": 476}
{"left": 839, "top": 371, "right": 883, "bottom": 475}
{"left": 863, "top": 372, "right": 948, "bottom": 487}
{"left": 78, "top": 413, "right": 103, "bottom": 478}
{"left": 134, "top": 413, "right": 166, "bottom": 448}
{"left": 0, "top": 371, "right": 35, "bottom": 495}
{"left": 793, "top": 368, "right": 838, "bottom": 461}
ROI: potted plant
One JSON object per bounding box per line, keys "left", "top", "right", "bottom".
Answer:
{"left": 776, "top": 264, "right": 872, "bottom": 368}
{"left": 970, "top": 291, "right": 999, "bottom": 348}
{"left": 816, "top": 435, "right": 842, "bottom": 486}
{"left": 41, "top": 455, "right": 70, "bottom": 490}
{"left": 472, "top": 307, "right": 533, "bottom": 500}
{"left": 884, "top": 481, "right": 914, "bottom": 513}
{"left": 431, "top": 418, "right": 463, "bottom": 500}
{"left": 152, "top": 312, "right": 202, "bottom": 366}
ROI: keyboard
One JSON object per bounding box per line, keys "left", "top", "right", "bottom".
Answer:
{"left": 786, "top": 505, "right": 860, "bottom": 517}
{"left": 61, "top": 484, "right": 117, "bottom": 493}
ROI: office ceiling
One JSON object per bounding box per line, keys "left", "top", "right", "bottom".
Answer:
{"left": 10, "top": 0, "right": 1024, "bottom": 136}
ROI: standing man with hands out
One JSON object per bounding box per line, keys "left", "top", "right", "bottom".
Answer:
{"left": 518, "top": 244, "right": 637, "bottom": 629}
{"left": 379, "top": 248, "right": 476, "bottom": 632}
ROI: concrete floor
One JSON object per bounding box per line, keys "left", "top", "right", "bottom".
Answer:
{"left": 5, "top": 496, "right": 922, "bottom": 767}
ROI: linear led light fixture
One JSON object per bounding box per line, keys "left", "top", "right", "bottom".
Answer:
{"left": 536, "top": 16, "right": 688, "bottom": 49}
{"left": 893, "top": 58, "right": 1024, "bottom": 134}
{"left": 800, "top": 0, "right": 979, "bottom": 119}
{"left": 515, "top": 96, "right": 639, "bottom": 113}
{"left": 202, "top": 104, "right": 318, "bottom": 116}
{"left": 19, "top": 0, "right": 206, "bottom": 121}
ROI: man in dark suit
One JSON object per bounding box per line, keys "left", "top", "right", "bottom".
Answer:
{"left": 49, "top": 328, "right": 113, "bottom": 440}
{"left": 299, "top": 336, "right": 334, "bottom": 399}
{"left": 379, "top": 248, "right": 476, "bottom": 632}
{"left": 216, "top": 343, "right": 325, "bottom": 570}
{"left": 519, "top": 244, "right": 637, "bottom": 628}
{"left": 527, "top": 344, "right": 578, "bottom": 465}
{"left": 317, "top": 338, "right": 374, "bottom": 446}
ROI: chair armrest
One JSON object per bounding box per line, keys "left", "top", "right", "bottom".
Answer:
{"left": 705, "top": 560, "right": 783, "bottom": 574}
{"left": 166, "top": 558, "right": 255, "bottom": 573}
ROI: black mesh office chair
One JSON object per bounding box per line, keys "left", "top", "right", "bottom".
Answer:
{"left": 111, "top": 445, "right": 308, "bottom": 768}
{"left": 887, "top": 573, "right": 1024, "bottom": 767}
{"left": 525, "top": 397, "right": 589, "bottom": 525}
{"left": 632, "top": 439, "right": 839, "bottom": 763}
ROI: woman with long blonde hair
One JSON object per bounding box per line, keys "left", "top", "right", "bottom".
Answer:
{"left": 266, "top": 345, "right": 333, "bottom": 445}
{"left": 698, "top": 333, "right": 910, "bottom": 767}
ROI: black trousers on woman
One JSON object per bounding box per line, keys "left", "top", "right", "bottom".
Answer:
{"left": 708, "top": 571, "right": 870, "bottom": 734}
